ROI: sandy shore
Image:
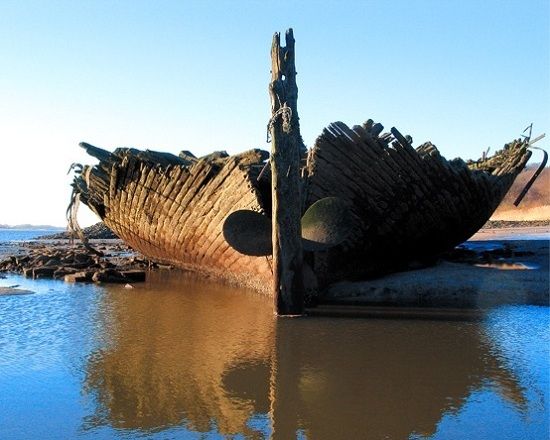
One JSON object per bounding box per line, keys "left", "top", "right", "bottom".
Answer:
{"left": 471, "top": 225, "right": 549, "bottom": 241}
{"left": 323, "top": 227, "right": 549, "bottom": 311}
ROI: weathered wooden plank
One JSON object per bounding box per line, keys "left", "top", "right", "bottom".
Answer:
{"left": 270, "top": 29, "right": 305, "bottom": 315}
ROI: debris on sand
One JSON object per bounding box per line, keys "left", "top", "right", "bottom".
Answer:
{"left": 0, "top": 241, "right": 159, "bottom": 284}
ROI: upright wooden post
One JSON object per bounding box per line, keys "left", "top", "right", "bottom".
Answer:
{"left": 269, "top": 29, "right": 305, "bottom": 316}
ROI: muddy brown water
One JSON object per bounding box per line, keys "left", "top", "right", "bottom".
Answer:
{"left": 0, "top": 269, "right": 548, "bottom": 439}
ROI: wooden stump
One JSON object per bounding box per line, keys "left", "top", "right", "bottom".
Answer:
{"left": 269, "top": 29, "right": 305, "bottom": 315}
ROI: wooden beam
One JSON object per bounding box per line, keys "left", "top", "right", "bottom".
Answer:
{"left": 269, "top": 29, "right": 305, "bottom": 315}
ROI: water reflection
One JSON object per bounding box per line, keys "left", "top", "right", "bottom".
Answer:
{"left": 84, "top": 271, "right": 274, "bottom": 436}
{"left": 82, "top": 271, "right": 530, "bottom": 439}
{"left": 270, "top": 319, "right": 526, "bottom": 439}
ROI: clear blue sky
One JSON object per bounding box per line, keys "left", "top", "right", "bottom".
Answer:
{"left": 1, "top": 0, "right": 548, "bottom": 226}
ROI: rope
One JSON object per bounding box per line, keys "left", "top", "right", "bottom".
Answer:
{"left": 266, "top": 106, "right": 292, "bottom": 143}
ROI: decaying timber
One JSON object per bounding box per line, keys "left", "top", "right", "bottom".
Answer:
{"left": 304, "top": 121, "right": 531, "bottom": 285}
{"left": 269, "top": 29, "right": 305, "bottom": 313}
{"left": 70, "top": 121, "right": 531, "bottom": 293}
{"left": 73, "top": 144, "right": 274, "bottom": 291}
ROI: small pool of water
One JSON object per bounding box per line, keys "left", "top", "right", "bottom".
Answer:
{"left": 0, "top": 271, "right": 548, "bottom": 439}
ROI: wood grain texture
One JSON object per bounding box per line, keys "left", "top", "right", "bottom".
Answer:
{"left": 269, "top": 29, "right": 305, "bottom": 314}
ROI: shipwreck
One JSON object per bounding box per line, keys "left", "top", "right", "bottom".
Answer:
{"left": 70, "top": 124, "right": 531, "bottom": 292}
{"left": 69, "top": 30, "right": 535, "bottom": 302}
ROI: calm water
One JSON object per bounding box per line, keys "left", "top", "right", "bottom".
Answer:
{"left": 0, "top": 228, "right": 63, "bottom": 242}
{"left": 0, "top": 232, "right": 548, "bottom": 439}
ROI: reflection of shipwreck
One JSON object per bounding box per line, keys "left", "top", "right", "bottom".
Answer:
{"left": 83, "top": 272, "right": 527, "bottom": 439}
{"left": 72, "top": 125, "right": 530, "bottom": 292}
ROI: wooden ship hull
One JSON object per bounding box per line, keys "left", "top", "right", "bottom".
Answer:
{"left": 71, "top": 120, "right": 531, "bottom": 293}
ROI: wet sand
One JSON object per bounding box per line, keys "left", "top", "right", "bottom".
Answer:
{"left": 324, "top": 226, "right": 549, "bottom": 311}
